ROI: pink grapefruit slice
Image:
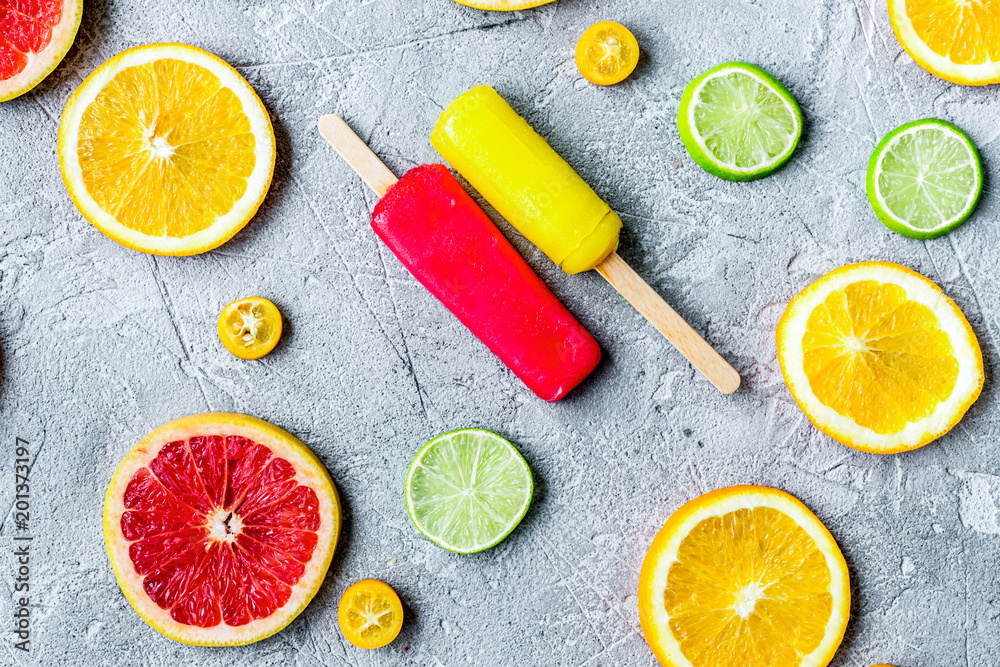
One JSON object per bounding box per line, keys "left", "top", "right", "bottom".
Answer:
{"left": 0, "top": 0, "right": 82, "bottom": 102}
{"left": 103, "top": 413, "right": 341, "bottom": 646}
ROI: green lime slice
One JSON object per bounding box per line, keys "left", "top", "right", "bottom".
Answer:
{"left": 866, "top": 118, "right": 983, "bottom": 239}
{"left": 404, "top": 429, "right": 533, "bottom": 554}
{"left": 678, "top": 62, "right": 803, "bottom": 181}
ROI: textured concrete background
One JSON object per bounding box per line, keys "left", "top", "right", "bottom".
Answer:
{"left": 2, "top": 0, "right": 1000, "bottom": 664}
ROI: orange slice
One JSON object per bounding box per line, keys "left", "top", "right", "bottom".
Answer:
{"left": 639, "top": 486, "right": 851, "bottom": 667}
{"left": 218, "top": 297, "right": 283, "bottom": 360}
{"left": 889, "top": 0, "right": 1000, "bottom": 85}
{"left": 338, "top": 579, "right": 404, "bottom": 649}
{"left": 777, "top": 262, "right": 983, "bottom": 453}
{"left": 58, "top": 43, "right": 276, "bottom": 255}
{"left": 575, "top": 21, "right": 639, "bottom": 86}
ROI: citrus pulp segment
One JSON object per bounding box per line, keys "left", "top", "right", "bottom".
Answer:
{"left": 638, "top": 486, "right": 851, "bottom": 667}
{"left": 777, "top": 262, "right": 983, "bottom": 454}
{"left": 338, "top": 579, "right": 404, "bottom": 649}
{"left": 866, "top": 119, "right": 982, "bottom": 239}
{"left": 575, "top": 21, "right": 640, "bottom": 86}
{"left": 0, "top": 0, "right": 81, "bottom": 101}
{"left": 889, "top": 0, "right": 1000, "bottom": 85}
{"left": 405, "top": 429, "right": 533, "bottom": 554}
{"left": 678, "top": 62, "right": 802, "bottom": 181}
{"left": 104, "top": 413, "right": 341, "bottom": 646}
{"left": 218, "top": 297, "right": 283, "bottom": 360}
{"left": 58, "top": 43, "right": 276, "bottom": 255}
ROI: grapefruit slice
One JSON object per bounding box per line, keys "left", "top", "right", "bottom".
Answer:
{"left": 103, "top": 413, "right": 341, "bottom": 646}
{"left": 0, "top": 0, "right": 82, "bottom": 102}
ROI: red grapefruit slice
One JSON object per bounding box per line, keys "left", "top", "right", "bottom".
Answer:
{"left": 0, "top": 0, "right": 81, "bottom": 102}
{"left": 103, "top": 413, "right": 341, "bottom": 646}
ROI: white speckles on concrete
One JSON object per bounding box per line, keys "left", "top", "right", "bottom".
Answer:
{"left": 957, "top": 472, "right": 1000, "bottom": 535}
{"left": 2, "top": 0, "right": 1000, "bottom": 665}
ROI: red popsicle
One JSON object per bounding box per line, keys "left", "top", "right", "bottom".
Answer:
{"left": 371, "top": 164, "right": 601, "bottom": 401}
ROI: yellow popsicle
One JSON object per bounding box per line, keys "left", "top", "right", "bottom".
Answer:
{"left": 430, "top": 85, "right": 621, "bottom": 275}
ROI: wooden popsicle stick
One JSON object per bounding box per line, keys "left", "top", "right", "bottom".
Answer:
{"left": 319, "top": 113, "right": 740, "bottom": 394}
{"left": 596, "top": 252, "right": 741, "bottom": 394}
{"left": 318, "top": 114, "right": 398, "bottom": 197}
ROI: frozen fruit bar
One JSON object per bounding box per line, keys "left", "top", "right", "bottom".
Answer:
{"left": 431, "top": 85, "right": 622, "bottom": 275}
{"left": 371, "top": 163, "right": 601, "bottom": 401}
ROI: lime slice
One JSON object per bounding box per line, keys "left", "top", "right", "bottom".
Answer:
{"left": 866, "top": 119, "right": 983, "bottom": 239}
{"left": 405, "top": 429, "right": 533, "bottom": 554}
{"left": 678, "top": 62, "right": 802, "bottom": 181}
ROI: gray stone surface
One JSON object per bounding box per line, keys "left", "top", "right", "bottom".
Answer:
{"left": 2, "top": 0, "right": 1000, "bottom": 664}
